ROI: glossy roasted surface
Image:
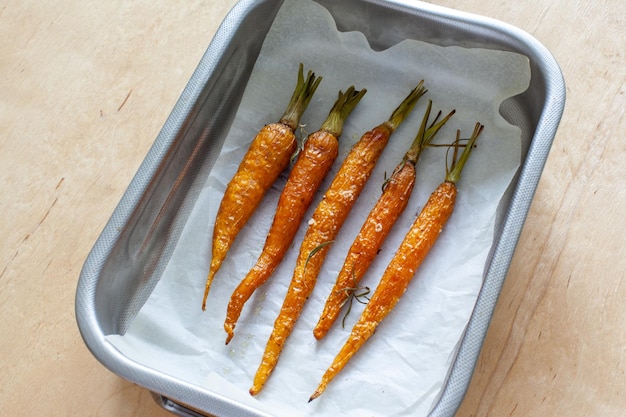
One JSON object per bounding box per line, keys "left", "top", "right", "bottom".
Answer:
{"left": 0, "top": 0, "right": 623, "bottom": 416}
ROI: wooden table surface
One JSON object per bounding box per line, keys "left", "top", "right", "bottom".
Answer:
{"left": 1, "top": 0, "right": 624, "bottom": 416}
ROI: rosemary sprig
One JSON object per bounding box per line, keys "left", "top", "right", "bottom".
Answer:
{"left": 304, "top": 240, "right": 335, "bottom": 273}
{"left": 337, "top": 265, "right": 371, "bottom": 328}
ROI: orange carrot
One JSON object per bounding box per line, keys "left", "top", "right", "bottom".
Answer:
{"left": 223, "top": 86, "right": 367, "bottom": 344}
{"left": 310, "top": 122, "right": 484, "bottom": 401}
{"left": 202, "top": 64, "right": 321, "bottom": 310}
{"left": 248, "top": 82, "right": 428, "bottom": 395}
{"left": 313, "top": 100, "right": 455, "bottom": 340}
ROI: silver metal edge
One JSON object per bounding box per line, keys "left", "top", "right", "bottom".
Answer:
{"left": 75, "top": 0, "right": 566, "bottom": 416}
{"left": 407, "top": 2, "right": 567, "bottom": 416}
{"left": 75, "top": 1, "right": 281, "bottom": 416}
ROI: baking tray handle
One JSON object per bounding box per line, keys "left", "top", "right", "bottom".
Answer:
{"left": 152, "top": 393, "right": 215, "bottom": 417}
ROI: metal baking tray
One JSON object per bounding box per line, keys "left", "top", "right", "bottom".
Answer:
{"left": 75, "top": 0, "right": 565, "bottom": 416}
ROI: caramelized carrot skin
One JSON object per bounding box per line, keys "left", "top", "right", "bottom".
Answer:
{"left": 321, "top": 124, "right": 393, "bottom": 222}
{"left": 312, "top": 180, "right": 457, "bottom": 399}
{"left": 311, "top": 124, "right": 483, "bottom": 401}
{"left": 224, "top": 130, "right": 339, "bottom": 343}
{"left": 204, "top": 123, "right": 296, "bottom": 309}
{"left": 345, "top": 181, "right": 456, "bottom": 347}
{"left": 364, "top": 181, "right": 456, "bottom": 323}
{"left": 249, "top": 124, "right": 393, "bottom": 395}
{"left": 313, "top": 161, "right": 416, "bottom": 340}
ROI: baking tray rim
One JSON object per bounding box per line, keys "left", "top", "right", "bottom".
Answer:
{"left": 75, "top": 1, "right": 566, "bottom": 416}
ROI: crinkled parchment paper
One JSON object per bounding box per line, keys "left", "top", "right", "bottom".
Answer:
{"left": 106, "top": 0, "right": 530, "bottom": 415}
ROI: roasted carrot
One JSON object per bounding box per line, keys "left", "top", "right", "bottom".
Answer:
{"left": 313, "top": 100, "right": 455, "bottom": 340}
{"left": 309, "top": 123, "right": 484, "bottom": 401}
{"left": 223, "top": 86, "right": 367, "bottom": 344}
{"left": 248, "top": 82, "right": 428, "bottom": 395}
{"left": 202, "top": 64, "right": 322, "bottom": 310}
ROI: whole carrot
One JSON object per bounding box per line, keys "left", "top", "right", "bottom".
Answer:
{"left": 309, "top": 123, "right": 484, "bottom": 401}
{"left": 223, "top": 86, "right": 367, "bottom": 344}
{"left": 248, "top": 82, "right": 427, "bottom": 395}
{"left": 202, "top": 64, "right": 322, "bottom": 309}
{"left": 313, "top": 100, "right": 455, "bottom": 340}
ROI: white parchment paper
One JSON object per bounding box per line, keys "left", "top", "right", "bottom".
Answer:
{"left": 106, "top": 0, "right": 530, "bottom": 416}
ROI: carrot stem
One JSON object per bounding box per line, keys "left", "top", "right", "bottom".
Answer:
{"left": 383, "top": 80, "right": 427, "bottom": 132}
{"left": 403, "top": 100, "right": 455, "bottom": 165}
{"left": 320, "top": 86, "right": 367, "bottom": 137}
{"left": 279, "top": 63, "right": 323, "bottom": 130}
{"left": 446, "top": 122, "right": 484, "bottom": 183}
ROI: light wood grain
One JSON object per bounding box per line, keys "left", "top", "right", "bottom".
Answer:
{"left": 435, "top": 1, "right": 626, "bottom": 416}
{"left": 0, "top": 0, "right": 624, "bottom": 416}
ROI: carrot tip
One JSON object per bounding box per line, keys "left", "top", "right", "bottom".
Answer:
{"left": 309, "top": 390, "right": 321, "bottom": 402}
{"left": 202, "top": 270, "right": 216, "bottom": 309}
{"left": 224, "top": 325, "right": 234, "bottom": 345}
{"left": 313, "top": 325, "right": 327, "bottom": 340}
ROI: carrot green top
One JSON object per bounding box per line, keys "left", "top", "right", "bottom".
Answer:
{"left": 382, "top": 80, "right": 427, "bottom": 132}
{"left": 319, "top": 86, "right": 367, "bottom": 138}
{"left": 279, "top": 63, "right": 323, "bottom": 131}
{"left": 446, "top": 123, "right": 484, "bottom": 184}
{"left": 403, "top": 100, "right": 455, "bottom": 165}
